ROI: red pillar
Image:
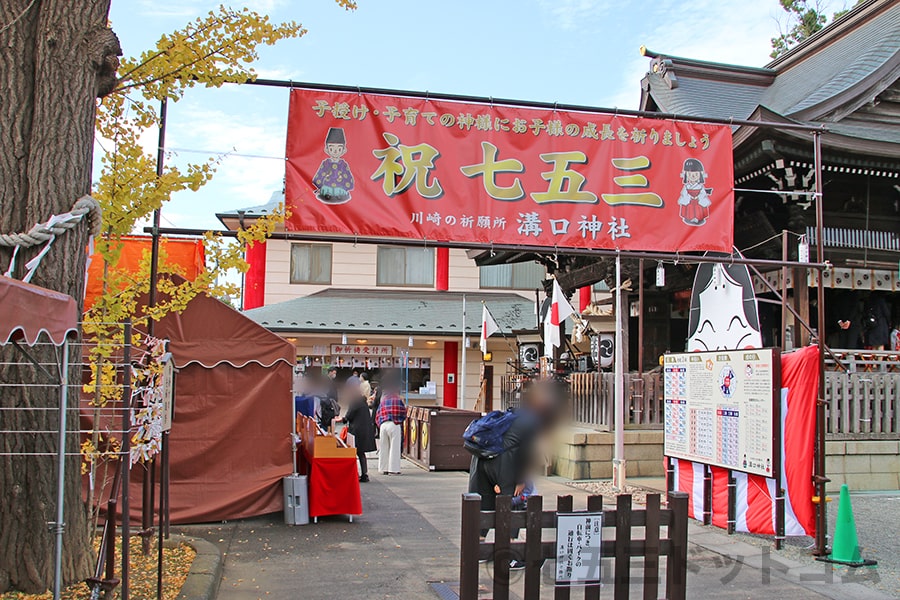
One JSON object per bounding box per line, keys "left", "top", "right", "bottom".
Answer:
{"left": 243, "top": 240, "right": 267, "bottom": 310}
{"left": 579, "top": 286, "right": 591, "bottom": 312}
{"left": 443, "top": 340, "right": 458, "bottom": 408}
{"left": 436, "top": 247, "right": 450, "bottom": 291}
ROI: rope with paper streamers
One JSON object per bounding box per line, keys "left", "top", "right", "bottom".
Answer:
{"left": 0, "top": 195, "right": 102, "bottom": 282}
{"left": 0, "top": 195, "right": 102, "bottom": 248}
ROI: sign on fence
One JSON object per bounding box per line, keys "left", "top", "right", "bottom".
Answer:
{"left": 285, "top": 87, "right": 735, "bottom": 253}
{"left": 663, "top": 348, "right": 781, "bottom": 477}
{"left": 555, "top": 512, "right": 603, "bottom": 585}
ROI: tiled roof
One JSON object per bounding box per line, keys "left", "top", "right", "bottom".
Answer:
{"left": 641, "top": 0, "right": 900, "bottom": 143}
{"left": 216, "top": 190, "right": 284, "bottom": 228}
{"left": 243, "top": 288, "right": 538, "bottom": 335}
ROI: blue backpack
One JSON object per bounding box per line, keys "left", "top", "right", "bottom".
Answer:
{"left": 462, "top": 410, "right": 519, "bottom": 460}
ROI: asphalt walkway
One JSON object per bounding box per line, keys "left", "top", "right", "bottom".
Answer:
{"left": 176, "top": 458, "right": 893, "bottom": 599}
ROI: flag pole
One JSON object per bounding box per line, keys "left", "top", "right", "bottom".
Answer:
{"left": 483, "top": 301, "right": 517, "bottom": 357}
{"left": 613, "top": 252, "right": 626, "bottom": 491}
{"left": 461, "top": 294, "right": 467, "bottom": 410}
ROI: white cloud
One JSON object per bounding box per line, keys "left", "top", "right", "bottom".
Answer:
{"left": 538, "top": 0, "right": 612, "bottom": 31}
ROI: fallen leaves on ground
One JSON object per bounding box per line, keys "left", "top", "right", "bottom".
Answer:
{"left": 1, "top": 536, "right": 196, "bottom": 600}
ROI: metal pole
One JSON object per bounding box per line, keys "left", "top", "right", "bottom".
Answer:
{"left": 144, "top": 226, "right": 830, "bottom": 272}
{"left": 241, "top": 78, "right": 828, "bottom": 133}
{"left": 460, "top": 295, "right": 467, "bottom": 409}
{"left": 637, "top": 259, "right": 644, "bottom": 376}
{"left": 613, "top": 254, "right": 626, "bottom": 491}
{"left": 52, "top": 338, "right": 69, "bottom": 600}
{"left": 813, "top": 132, "right": 829, "bottom": 556}
{"left": 781, "top": 230, "right": 789, "bottom": 350}
{"left": 144, "top": 97, "right": 167, "bottom": 556}
{"left": 121, "top": 321, "right": 131, "bottom": 600}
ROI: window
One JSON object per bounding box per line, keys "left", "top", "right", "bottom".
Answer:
{"left": 480, "top": 261, "right": 546, "bottom": 289}
{"left": 290, "top": 243, "right": 332, "bottom": 284}
{"left": 376, "top": 246, "right": 435, "bottom": 286}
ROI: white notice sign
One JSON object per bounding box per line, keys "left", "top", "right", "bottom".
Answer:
{"left": 555, "top": 513, "right": 603, "bottom": 585}
{"left": 664, "top": 348, "right": 780, "bottom": 477}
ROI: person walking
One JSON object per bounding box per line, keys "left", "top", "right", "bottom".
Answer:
{"left": 375, "top": 371, "right": 406, "bottom": 475}
{"left": 340, "top": 381, "right": 376, "bottom": 482}
{"left": 467, "top": 380, "right": 566, "bottom": 533}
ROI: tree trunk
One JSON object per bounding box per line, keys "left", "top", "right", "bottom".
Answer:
{"left": 0, "top": 0, "right": 119, "bottom": 593}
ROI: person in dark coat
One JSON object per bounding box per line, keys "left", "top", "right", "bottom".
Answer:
{"left": 830, "top": 291, "right": 864, "bottom": 349}
{"left": 864, "top": 293, "right": 892, "bottom": 350}
{"left": 340, "top": 382, "right": 376, "bottom": 482}
{"left": 468, "top": 380, "right": 566, "bottom": 537}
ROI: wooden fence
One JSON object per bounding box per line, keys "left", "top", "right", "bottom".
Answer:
{"left": 502, "top": 373, "right": 665, "bottom": 430}
{"left": 825, "top": 371, "right": 900, "bottom": 438}
{"left": 459, "top": 492, "right": 689, "bottom": 600}
{"left": 504, "top": 370, "right": 900, "bottom": 437}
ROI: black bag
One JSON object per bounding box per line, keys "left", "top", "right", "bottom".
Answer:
{"left": 319, "top": 396, "right": 338, "bottom": 429}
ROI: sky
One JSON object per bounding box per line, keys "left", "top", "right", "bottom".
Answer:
{"left": 103, "top": 0, "right": 850, "bottom": 231}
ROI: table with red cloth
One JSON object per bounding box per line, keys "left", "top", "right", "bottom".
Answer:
{"left": 296, "top": 413, "right": 362, "bottom": 519}
{"left": 305, "top": 454, "right": 362, "bottom": 518}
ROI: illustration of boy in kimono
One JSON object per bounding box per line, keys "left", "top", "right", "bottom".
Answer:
{"left": 313, "top": 127, "right": 354, "bottom": 204}
{"left": 677, "top": 158, "right": 712, "bottom": 226}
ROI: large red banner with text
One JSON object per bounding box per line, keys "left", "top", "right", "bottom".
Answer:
{"left": 285, "top": 88, "right": 734, "bottom": 252}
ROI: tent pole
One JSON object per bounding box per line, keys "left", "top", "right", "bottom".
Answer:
{"left": 613, "top": 253, "right": 626, "bottom": 491}
{"left": 460, "top": 295, "right": 467, "bottom": 410}
{"left": 813, "top": 132, "right": 829, "bottom": 556}
{"left": 52, "top": 339, "right": 69, "bottom": 600}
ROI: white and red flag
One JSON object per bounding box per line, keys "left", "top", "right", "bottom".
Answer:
{"left": 543, "top": 279, "right": 575, "bottom": 358}
{"left": 480, "top": 304, "right": 500, "bottom": 354}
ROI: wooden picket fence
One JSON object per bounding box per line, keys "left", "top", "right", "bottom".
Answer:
{"left": 825, "top": 371, "right": 900, "bottom": 437}
{"left": 459, "top": 492, "right": 689, "bottom": 600}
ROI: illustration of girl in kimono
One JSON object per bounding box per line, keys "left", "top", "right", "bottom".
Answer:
{"left": 677, "top": 158, "right": 712, "bottom": 226}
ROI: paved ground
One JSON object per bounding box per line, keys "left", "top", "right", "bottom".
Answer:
{"left": 175, "top": 459, "right": 895, "bottom": 599}
{"left": 713, "top": 491, "right": 900, "bottom": 599}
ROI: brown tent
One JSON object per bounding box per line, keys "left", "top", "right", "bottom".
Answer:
{"left": 89, "top": 290, "right": 296, "bottom": 524}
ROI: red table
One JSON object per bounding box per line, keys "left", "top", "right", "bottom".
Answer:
{"left": 306, "top": 454, "right": 362, "bottom": 519}
{"left": 296, "top": 413, "right": 362, "bottom": 520}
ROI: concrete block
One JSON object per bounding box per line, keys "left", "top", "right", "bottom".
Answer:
{"left": 846, "top": 440, "right": 899, "bottom": 455}
{"left": 825, "top": 441, "right": 846, "bottom": 456}
{"left": 590, "top": 460, "right": 612, "bottom": 479}
{"left": 570, "top": 432, "right": 587, "bottom": 445}
{"left": 825, "top": 474, "right": 845, "bottom": 494}
{"left": 870, "top": 453, "right": 900, "bottom": 474}
{"left": 585, "top": 431, "right": 611, "bottom": 445}
{"left": 825, "top": 455, "right": 845, "bottom": 475}
{"left": 845, "top": 472, "right": 899, "bottom": 492}
{"left": 843, "top": 454, "right": 871, "bottom": 473}
{"left": 583, "top": 444, "right": 612, "bottom": 461}
{"left": 637, "top": 431, "right": 664, "bottom": 445}
{"left": 625, "top": 444, "right": 664, "bottom": 462}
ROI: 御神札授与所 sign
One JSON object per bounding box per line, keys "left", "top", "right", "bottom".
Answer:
{"left": 285, "top": 88, "right": 734, "bottom": 253}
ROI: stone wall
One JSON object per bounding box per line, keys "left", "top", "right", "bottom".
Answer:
{"left": 553, "top": 429, "right": 900, "bottom": 493}
{"left": 552, "top": 429, "right": 665, "bottom": 480}
{"left": 826, "top": 439, "right": 900, "bottom": 492}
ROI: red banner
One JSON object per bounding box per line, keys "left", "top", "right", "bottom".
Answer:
{"left": 285, "top": 88, "right": 734, "bottom": 252}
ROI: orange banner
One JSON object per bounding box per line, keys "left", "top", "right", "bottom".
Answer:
{"left": 285, "top": 88, "right": 734, "bottom": 252}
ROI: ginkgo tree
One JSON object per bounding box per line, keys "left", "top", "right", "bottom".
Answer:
{"left": 0, "top": 1, "right": 354, "bottom": 593}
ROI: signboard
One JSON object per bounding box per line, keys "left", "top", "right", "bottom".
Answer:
{"left": 330, "top": 344, "right": 393, "bottom": 356}
{"left": 664, "top": 348, "right": 780, "bottom": 477}
{"left": 556, "top": 513, "right": 603, "bottom": 585}
{"left": 285, "top": 88, "right": 734, "bottom": 253}
{"left": 160, "top": 353, "right": 175, "bottom": 432}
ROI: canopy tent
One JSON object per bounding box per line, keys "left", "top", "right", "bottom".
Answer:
{"left": 0, "top": 275, "right": 78, "bottom": 345}
{"left": 85, "top": 287, "right": 295, "bottom": 524}
{"left": 0, "top": 275, "right": 79, "bottom": 598}
{"left": 83, "top": 235, "right": 205, "bottom": 310}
